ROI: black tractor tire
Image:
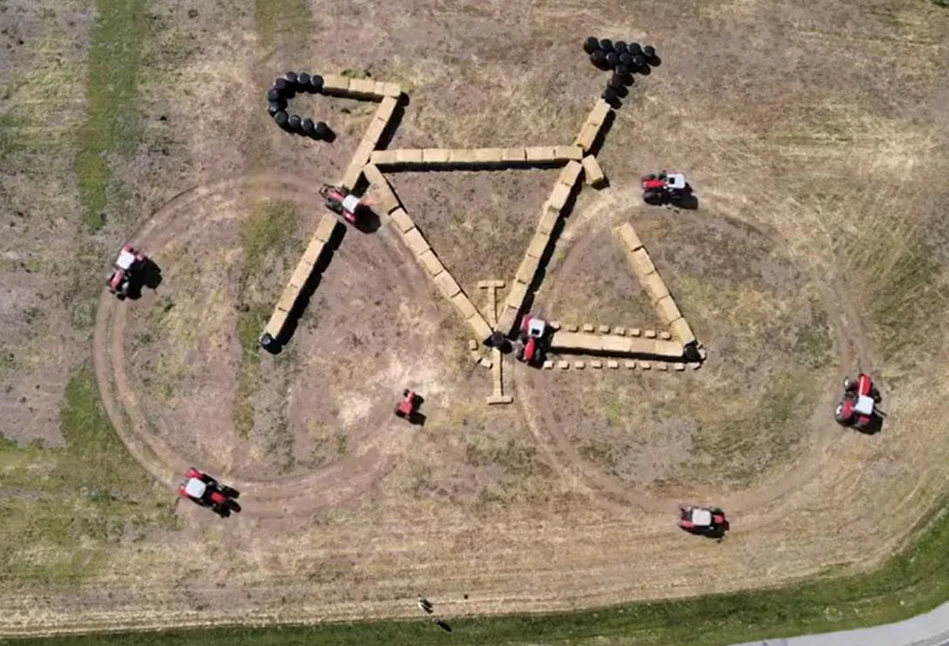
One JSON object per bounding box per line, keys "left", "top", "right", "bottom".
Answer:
{"left": 599, "top": 38, "right": 614, "bottom": 52}
{"left": 288, "top": 114, "right": 302, "bottom": 131}
{"left": 870, "top": 386, "right": 881, "bottom": 403}
{"left": 842, "top": 377, "right": 856, "bottom": 392}
{"left": 297, "top": 72, "right": 311, "bottom": 88}
{"left": 643, "top": 45, "right": 656, "bottom": 58}
{"left": 266, "top": 87, "right": 282, "bottom": 102}
{"left": 309, "top": 74, "right": 324, "bottom": 91}
{"left": 301, "top": 118, "right": 315, "bottom": 136}
{"left": 605, "top": 51, "right": 619, "bottom": 67}
{"left": 614, "top": 40, "right": 627, "bottom": 54}
{"left": 833, "top": 403, "right": 850, "bottom": 425}
{"left": 628, "top": 42, "right": 642, "bottom": 56}
{"left": 273, "top": 110, "right": 289, "bottom": 128}
{"left": 642, "top": 173, "right": 657, "bottom": 181}
{"left": 631, "top": 54, "right": 646, "bottom": 69}
{"left": 590, "top": 50, "right": 608, "bottom": 68}
{"left": 643, "top": 189, "right": 662, "bottom": 205}
{"left": 220, "top": 485, "right": 240, "bottom": 498}
{"left": 583, "top": 36, "right": 599, "bottom": 54}
{"left": 267, "top": 100, "right": 282, "bottom": 116}
{"left": 285, "top": 71, "right": 298, "bottom": 85}
{"left": 314, "top": 121, "right": 329, "bottom": 138}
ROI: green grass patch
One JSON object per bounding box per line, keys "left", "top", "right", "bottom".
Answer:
{"left": 0, "top": 110, "right": 20, "bottom": 162}
{"left": 8, "top": 500, "right": 949, "bottom": 645}
{"left": 253, "top": 0, "right": 312, "bottom": 49}
{"left": 74, "top": 0, "right": 146, "bottom": 230}
{"left": 231, "top": 200, "right": 301, "bottom": 439}
{"left": 0, "top": 365, "right": 174, "bottom": 584}
{"left": 793, "top": 307, "right": 832, "bottom": 369}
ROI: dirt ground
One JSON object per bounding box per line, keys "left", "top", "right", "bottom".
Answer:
{"left": 1, "top": 0, "right": 949, "bottom": 636}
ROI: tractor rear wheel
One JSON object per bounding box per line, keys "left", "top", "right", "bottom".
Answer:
{"left": 643, "top": 190, "right": 661, "bottom": 205}
{"left": 842, "top": 377, "right": 856, "bottom": 392}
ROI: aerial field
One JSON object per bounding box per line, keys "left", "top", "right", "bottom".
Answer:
{"left": 0, "top": 0, "right": 948, "bottom": 641}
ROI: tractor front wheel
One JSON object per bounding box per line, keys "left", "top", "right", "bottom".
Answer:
{"left": 833, "top": 403, "right": 850, "bottom": 425}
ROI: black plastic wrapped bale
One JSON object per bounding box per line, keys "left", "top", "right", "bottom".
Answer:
{"left": 643, "top": 45, "right": 656, "bottom": 58}
{"left": 314, "top": 121, "right": 329, "bottom": 139}
{"left": 302, "top": 118, "right": 315, "bottom": 136}
{"left": 267, "top": 101, "right": 283, "bottom": 116}
{"left": 288, "top": 114, "right": 302, "bottom": 131}
{"left": 618, "top": 52, "right": 631, "bottom": 67}
{"left": 267, "top": 87, "right": 282, "bottom": 102}
{"left": 602, "top": 86, "right": 618, "bottom": 102}
{"left": 583, "top": 36, "right": 599, "bottom": 54}
{"left": 605, "top": 51, "right": 619, "bottom": 68}
{"left": 274, "top": 110, "right": 289, "bottom": 129}
{"left": 590, "top": 50, "right": 608, "bottom": 68}
{"left": 628, "top": 42, "right": 642, "bottom": 56}
{"left": 614, "top": 40, "right": 627, "bottom": 54}
{"left": 285, "top": 71, "right": 298, "bottom": 85}
{"left": 309, "top": 74, "right": 324, "bottom": 91}
{"left": 609, "top": 73, "right": 626, "bottom": 89}
{"left": 631, "top": 54, "right": 646, "bottom": 69}
{"left": 297, "top": 72, "right": 311, "bottom": 89}
{"left": 274, "top": 78, "right": 288, "bottom": 92}
{"left": 615, "top": 64, "right": 630, "bottom": 77}
{"left": 599, "top": 38, "right": 613, "bottom": 52}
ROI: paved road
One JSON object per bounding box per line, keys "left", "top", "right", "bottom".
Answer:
{"left": 731, "top": 600, "right": 949, "bottom": 646}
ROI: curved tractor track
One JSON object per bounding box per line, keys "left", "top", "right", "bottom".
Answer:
{"left": 93, "top": 173, "right": 425, "bottom": 518}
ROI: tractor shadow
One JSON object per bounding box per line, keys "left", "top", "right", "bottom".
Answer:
{"left": 672, "top": 190, "right": 699, "bottom": 211}
{"left": 353, "top": 204, "right": 381, "bottom": 234}
{"left": 124, "top": 259, "right": 163, "bottom": 300}
{"left": 264, "top": 222, "right": 346, "bottom": 355}
{"left": 856, "top": 414, "right": 885, "bottom": 435}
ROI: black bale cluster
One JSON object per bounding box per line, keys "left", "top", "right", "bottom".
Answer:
{"left": 583, "top": 37, "right": 660, "bottom": 106}
{"left": 266, "top": 71, "right": 330, "bottom": 139}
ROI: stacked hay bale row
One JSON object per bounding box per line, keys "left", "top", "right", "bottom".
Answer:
{"left": 496, "top": 160, "right": 585, "bottom": 335}
{"left": 340, "top": 95, "right": 402, "bottom": 191}
{"left": 369, "top": 146, "right": 582, "bottom": 168}
{"left": 364, "top": 165, "right": 493, "bottom": 344}
{"left": 616, "top": 223, "right": 697, "bottom": 349}
{"left": 259, "top": 214, "right": 339, "bottom": 349}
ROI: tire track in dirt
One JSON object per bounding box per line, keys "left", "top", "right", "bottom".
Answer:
{"left": 515, "top": 189, "right": 877, "bottom": 522}
{"left": 93, "top": 173, "right": 424, "bottom": 518}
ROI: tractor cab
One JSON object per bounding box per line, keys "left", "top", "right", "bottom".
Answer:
{"left": 641, "top": 171, "right": 690, "bottom": 205}
{"left": 319, "top": 183, "right": 366, "bottom": 226}
{"left": 514, "top": 315, "right": 550, "bottom": 366}
{"left": 183, "top": 477, "right": 208, "bottom": 501}
{"left": 107, "top": 244, "right": 148, "bottom": 298}
{"left": 835, "top": 374, "right": 884, "bottom": 431}
{"left": 679, "top": 505, "right": 728, "bottom": 537}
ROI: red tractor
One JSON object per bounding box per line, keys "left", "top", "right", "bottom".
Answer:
{"left": 679, "top": 505, "right": 728, "bottom": 538}
{"left": 319, "top": 184, "right": 368, "bottom": 226}
{"left": 178, "top": 467, "right": 241, "bottom": 517}
{"left": 641, "top": 171, "right": 690, "bottom": 206}
{"left": 395, "top": 389, "right": 424, "bottom": 424}
{"left": 107, "top": 244, "right": 148, "bottom": 299}
{"left": 513, "top": 315, "right": 550, "bottom": 367}
{"left": 835, "top": 373, "right": 884, "bottom": 431}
